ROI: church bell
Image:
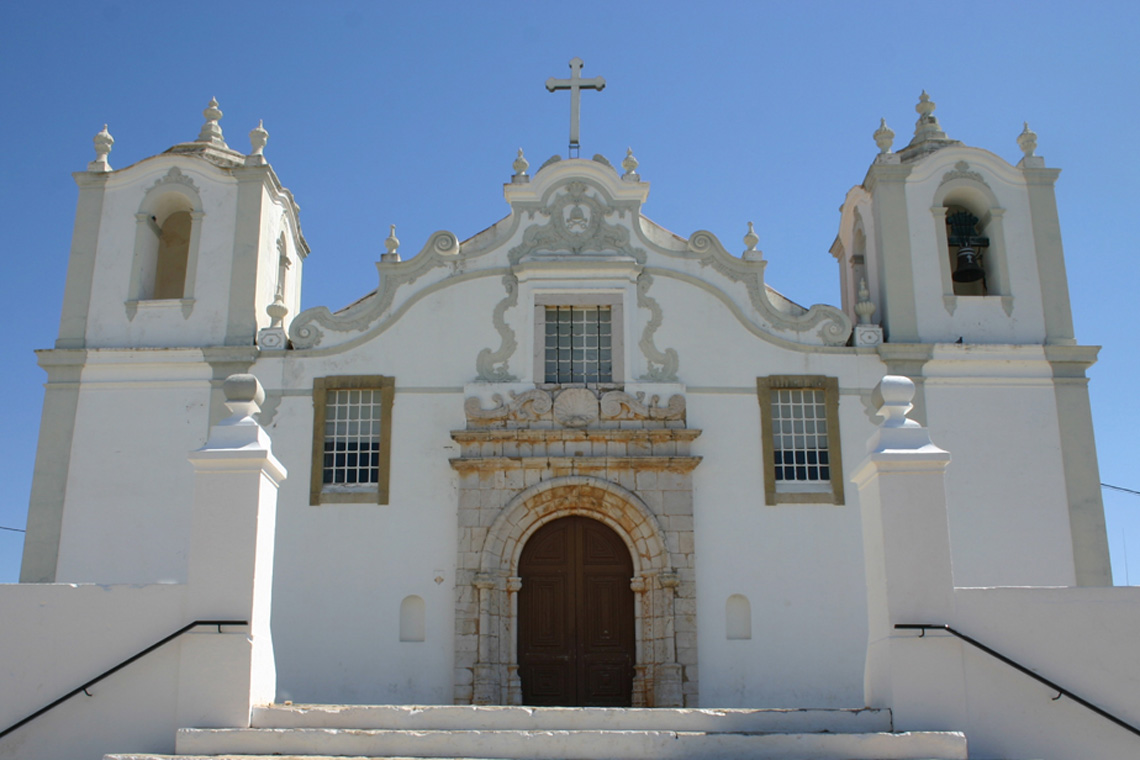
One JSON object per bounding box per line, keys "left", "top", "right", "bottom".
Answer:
{"left": 952, "top": 245, "right": 986, "bottom": 282}
{"left": 947, "top": 210, "right": 989, "bottom": 283}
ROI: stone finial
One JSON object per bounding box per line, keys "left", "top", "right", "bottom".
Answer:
{"left": 89, "top": 124, "right": 114, "bottom": 172}
{"left": 381, "top": 224, "right": 401, "bottom": 263}
{"left": 911, "top": 90, "right": 947, "bottom": 143}
{"left": 622, "top": 147, "right": 640, "bottom": 181}
{"left": 865, "top": 375, "right": 946, "bottom": 454}
{"left": 873, "top": 118, "right": 895, "bottom": 154}
{"left": 855, "top": 278, "right": 877, "bottom": 325}
{"left": 197, "top": 97, "right": 227, "bottom": 146}
{"left": 258, "top": 295, "right": 290, "bottom": 350}
{"left": 916, "top": 90, "right": 935, "bottom": 118}
{"left": 1017, "top": 121, "right": 1038, "bottom": 158}
{"left": 245, "top": 119, "right": 269, "bottom": 166}
{"left": 250, "top": 119, "right": 268, "bottom": 155}
{"left": 853, "top": 278, "right": 883, "bottom": 346}
{"left": 743, "top": 221, "right": 763, "bottom": 262}
{"left": 511, "top": 148, "right": 529, "bottom": 183}
{"left": 200, "top": 372, "right": 279, "bottom": 451}
{"left": 267, "top": 296, "right": 288, "bottom": 329}
{"left": 222, "top": 373, "right": 265, "bottom": 419}
{"left": 876, "top": 376, "right": 919, "bottom": 428}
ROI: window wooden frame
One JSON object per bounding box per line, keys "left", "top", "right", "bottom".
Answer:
{"left": 756, "top": 375, "right": 844, "bottom": 506}
{"left": 310, "top": 375, "right": 395, "bottom": 505}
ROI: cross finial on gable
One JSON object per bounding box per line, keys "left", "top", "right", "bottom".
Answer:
{"left": 546, "top": 57, "right": 606, "bottom": 157}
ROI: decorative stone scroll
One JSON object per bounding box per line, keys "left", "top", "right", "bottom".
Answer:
{"left": 474, "top": 275, "right": 520, "bottom": 382}
{"left": 636, "top": 272, "right": 679, "bottom": 381}
{"left": 289, "top": 230, "right": 461, "bottom": 349}
{"left": 464, "top": 387, "right": 685, "bottom": 429}
{"left": 678, "top": 232, "right": 852, "bottom": 346}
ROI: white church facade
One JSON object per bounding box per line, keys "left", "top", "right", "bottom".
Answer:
{"left": 2, "top": 74, "right": 1139, "bottom": 760}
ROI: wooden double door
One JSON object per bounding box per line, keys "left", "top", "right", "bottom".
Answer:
{"left": 518, "top": 516, "right": 635, "bottom": 706}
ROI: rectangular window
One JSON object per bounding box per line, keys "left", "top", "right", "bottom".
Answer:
{"left": 757, "top": 376, "right": 844, "bottom": 505}
{"left": 771, "top": 387, "right": 830, "bottom": 482}
{"left": 310, "top": 376, "right": 394, "bottom": 505}
{"left": 544, "top": 305, "right": 613, "bottom": 383}
{"left": 533, "top": 293, "right": 624, "bottom": 385}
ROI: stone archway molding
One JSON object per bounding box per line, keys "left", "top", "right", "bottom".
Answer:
{"left": 480, "top": 475, "right": 670, "bottom": 577}
{"left": 466, "top": 475, "right": 686, "bottom": 708}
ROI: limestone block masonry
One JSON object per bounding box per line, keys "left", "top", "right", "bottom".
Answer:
{"left": 451, "top": 386, "right": 699, "bottom": 707}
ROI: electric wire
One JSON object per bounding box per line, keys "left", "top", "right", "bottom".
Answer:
{"left": 1102, "top": 483, "right": 1140, "bottom": 497}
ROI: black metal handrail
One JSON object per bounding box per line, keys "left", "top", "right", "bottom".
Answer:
{"left": 896, "top": 623, "right": 1140, "bottom": 739}
{"left": 0, "top": 619, "right": 247, "bottom": 741}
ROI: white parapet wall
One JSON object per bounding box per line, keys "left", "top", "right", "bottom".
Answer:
{"left": 1, "top": 374, "right": 284, "bottom": 760}
{"left": 938, "top": 586, "right": 1140, "bottom": 760}
{"left": 0, "top": 582, "right": 188, "bottom": 760}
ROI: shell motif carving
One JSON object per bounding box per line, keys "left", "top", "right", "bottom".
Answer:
{"left": 552, "top": 388, "right": 600, "bottom": 427}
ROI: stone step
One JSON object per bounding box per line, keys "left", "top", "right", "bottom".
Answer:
{"left": 251, "top": 703, "right": 894, "bottom": 733}
{"left": 173, "top": 726, "right": 969, "bottom": 760}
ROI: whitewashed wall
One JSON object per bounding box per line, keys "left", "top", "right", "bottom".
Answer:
{"left": 0, "top": 584, "right": 186, "bottom": 760}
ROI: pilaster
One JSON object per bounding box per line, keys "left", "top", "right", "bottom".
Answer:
{"left": 225, "top": 167, "right": 272, "bottom": 346}
{"left": 866, "top": 163, "right": 918, "bottom": 343}
{"left": 56, "top": 172, "right": 110, "bottom": 348}
{"left": 1022, "top": 167, "right": 1076, "bottom": 345}
{"left": 1046, "top": 345, "right": 1112, "bottom": 585}
{"left": 19, "top": 349, "right": 87, "bottom": 582}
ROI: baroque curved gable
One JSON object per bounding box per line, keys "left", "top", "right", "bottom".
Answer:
{"left": 287, "top": 157, "right": 851, "bottom": 356}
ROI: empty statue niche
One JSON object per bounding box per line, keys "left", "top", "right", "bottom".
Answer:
{"left": 400, "top": 595, "right": 426, "bottom": 642}
{"left": 726, "top": 594, "right": 752, "bottom": 640}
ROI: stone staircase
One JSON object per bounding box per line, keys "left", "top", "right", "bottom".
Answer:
{"left": 106, "top": 703, "right": 969, "bottom": 759}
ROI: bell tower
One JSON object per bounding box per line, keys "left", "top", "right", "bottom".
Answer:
{"left": 835, "top": 92, "right": 1075, "bottom": 347}
{"left": 55, "top": 99, "right": 307, "bottom": 352}
{"left": 21, "top": 101, "right": 308, "bottom": 584}
{"left": 832, "top": 94, "right": 1110, "bottom": 587}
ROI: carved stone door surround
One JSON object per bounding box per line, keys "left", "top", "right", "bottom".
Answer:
{"left": 450, "top": 386, "right": 700, "bottom": 707}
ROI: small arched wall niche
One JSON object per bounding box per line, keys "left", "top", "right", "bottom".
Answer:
{"left": 726, "top": 594, "right": 752, "bottom": 640}
{"left": 400, "top": 595, "right": 426, "bottom": 642}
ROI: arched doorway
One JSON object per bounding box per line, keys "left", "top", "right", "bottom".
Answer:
{"left": 518, "top": 515, "right": 635, "bottom": 706}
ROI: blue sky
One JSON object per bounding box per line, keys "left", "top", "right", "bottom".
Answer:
{"left": 1, "top": 1, "right": 1137, "bottom": 584}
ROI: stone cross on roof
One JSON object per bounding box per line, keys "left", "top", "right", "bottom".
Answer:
{"left": 546, "top": 57, "right": 606, "bottom": 156}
